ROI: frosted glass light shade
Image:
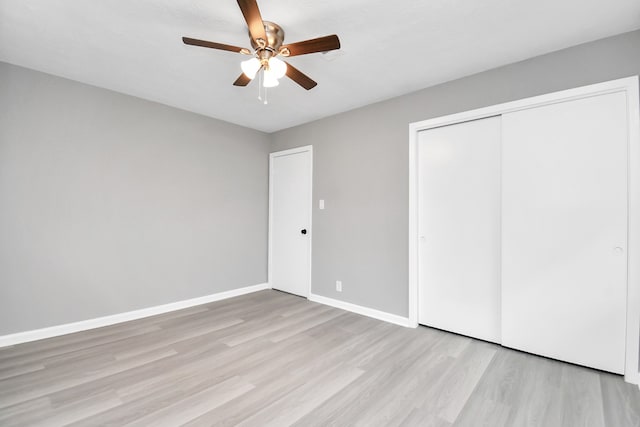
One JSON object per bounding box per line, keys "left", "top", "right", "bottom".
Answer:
{"left": 241, "top": 58, "right": 261, "bottom": 79}
{"left": 263, "top": 69, "right": 280, "bottom": 87}
{"left": 268, "top": 57, "right": 287, "bottom": 79}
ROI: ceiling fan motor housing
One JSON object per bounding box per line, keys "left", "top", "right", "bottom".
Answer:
{"left": 250, "top": 21, "right": 285, "bottom": 59}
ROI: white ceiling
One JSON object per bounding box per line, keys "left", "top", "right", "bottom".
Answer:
{"left": 1, "top": 0, "right": 639, "bottom": 133}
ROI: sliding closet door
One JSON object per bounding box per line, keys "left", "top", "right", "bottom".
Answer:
{"left": 501, "top": 92, "right": 628, "bottom": 374}
{"left": 418, "top": 116, "right": 501, "bottom": 343}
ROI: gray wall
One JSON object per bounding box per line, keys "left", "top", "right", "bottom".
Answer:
{"left": 0, "top": 62, "right": 270, "bottom": 335}
{"left": 270, "top": 29, "right": 640, "bottom": 318}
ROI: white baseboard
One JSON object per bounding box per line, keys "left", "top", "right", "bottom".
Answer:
{"left": 0, "top": 283, "right": 269, "bottom": 348}
{"left": 308, "top": 293, "right": 411, "bottom": 327}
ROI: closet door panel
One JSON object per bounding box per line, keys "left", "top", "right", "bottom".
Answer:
{"left": 418, "top": 116, "right": 502, "bottom": 343}
{"left": 501, "top": 92, "right": 628, "bottom": 373}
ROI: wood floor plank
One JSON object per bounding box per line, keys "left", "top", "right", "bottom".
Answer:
{"left": 400, "top": 407, "right": 452, "bottom": 427}
{"left": 560, "top": 364, "right": 606, "bottom": 427}
{"left": 292, "top": 329, "right": 452, "bottom": 426}
{"left": 182, "top": 364, "right": 321, "bottom": 426}
{"left": 180, "top": 326, "right": 360, "bottom": 426}
{"left": 236, "top": 365, "right": 364, "bottom": 427}
{"left": 349, "top": 339, "right": 456, "bottom": 427}
{"left": 7, "top": 390, "right": 122, "bottom": 427}
{"left": 65, "top": 348, "right": 242, "bottom": 425}
{"left": 601, "top": 372, "right": 640, "bottom": 426}
{"left": 0, "top": 325, "right": 162, "bottom": 368}
{"left": 267, "top": 307, "right": 345, "bottom": 343}
{"left": 48, "top": 341, "right": 228, "bottom": 407}
{"left": 0, "top": 362, "right": 45, "bottom": 381}
{"left": 0, "top": 346, "right": 176, "bottom": 409}
{"left": 506, "top": 355, "right": 564, "bottom": 426}
{"left": 1, "top": 290, "right": 639, "bottom": 426}
{"left": 124, "top": 375, "right": 254, "bottom": 426}
{"left": 417, "top": 340, "right": 497, "bottom": 423}
{"left": 0, "top": 397, "right": 50, "bottom": 425}
{"left": 453, "top": 397, "right": 511, "bottom": 427}
{"left": 219, "top": 303, "right": 331, "bottom": 347}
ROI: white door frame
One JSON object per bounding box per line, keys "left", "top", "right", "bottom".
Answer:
{"left": 408, "top": 76, "right": 640, "bottom": 384}
{"left": 268, "top": 145, "right": 313, "bottom": 297}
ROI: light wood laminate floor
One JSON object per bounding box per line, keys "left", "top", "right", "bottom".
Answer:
{"left": 0, "top": 290, "right": 639, "bottom": 426}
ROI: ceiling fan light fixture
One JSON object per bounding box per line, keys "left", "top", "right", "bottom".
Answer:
{"left": 241, "top": 57, "right": 261, "bottom": 79}
{"left": 263, "top": 69, "right": 280, "bottom": 87}
{"left": 268, "top": 57, "right": 287, "bottom": 79}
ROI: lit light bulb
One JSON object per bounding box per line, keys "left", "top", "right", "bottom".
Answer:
{"left": 241, "top": 58, "right": 261, "bottom": 79}
{"left": 268, "top": 57, "right": 287, "bottom": 79}
{"left": 263, "top": 69, "right": 279, "bottom": 87}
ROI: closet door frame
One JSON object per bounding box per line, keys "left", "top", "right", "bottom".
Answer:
{"left": 408, "top": 76, "right": 640, "bottom": 385}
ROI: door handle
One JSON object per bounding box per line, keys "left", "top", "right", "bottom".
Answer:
{"left": 301, "top": 229, "right": 307, "bottom": 235}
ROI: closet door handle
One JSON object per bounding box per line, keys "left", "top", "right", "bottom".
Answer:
{"left": 301, "top": 229, "right": 307, "bottom": 235}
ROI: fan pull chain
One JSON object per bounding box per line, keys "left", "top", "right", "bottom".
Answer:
{"left": 257, "top": 69, "right": 263, "bottom": 101}
{"left": 264, "top": 87, "right": 268, "bottom": 105}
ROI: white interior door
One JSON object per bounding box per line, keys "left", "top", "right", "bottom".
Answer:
{"left": 501, "top": 92, "right": 628, "bottom": 374}
{"left": 269, "top": 146, "right": 312, "bottom": 297}
{"left": 418, "top": 116, "right": 502, "bottom": 343}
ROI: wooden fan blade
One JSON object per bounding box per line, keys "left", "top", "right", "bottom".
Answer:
{"left": 233, "top": 73, "right": 253, "bottom": 87}
{"left": 280, "top": 35, "right": 340, "bottom": 57}
{"left": 182, "top": 37, "right": 249, "bottom": 54}
{"left": 285, "top": 62, "right": 317, "bottom": 90}
{"left": 237, "top": 0, "right": 267, "bottom": 44}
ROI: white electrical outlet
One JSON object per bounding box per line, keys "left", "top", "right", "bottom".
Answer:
{"left": 336, "top": 280, "right": 342, "bottom": 292}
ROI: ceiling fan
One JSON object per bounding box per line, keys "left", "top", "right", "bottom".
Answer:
{"left": 182, "top": 0, "right": 341, "bottom": 91}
